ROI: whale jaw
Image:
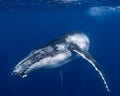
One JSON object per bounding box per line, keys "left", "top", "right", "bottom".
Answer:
{"left": 12, "top": 71, "right": 27, "bottom": 78}
{"left": 12, "top": 49, "right": 72, "bottom": 78}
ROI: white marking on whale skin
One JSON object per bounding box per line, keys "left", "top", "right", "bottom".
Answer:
{"left": 56, "top": 44, "right": 66, "bottom": 51}
{"left": 26, "top": 51, "right": 72, "bottom": 73}
{"left": 29, "top": 46, "right": 54, "bottom": 57}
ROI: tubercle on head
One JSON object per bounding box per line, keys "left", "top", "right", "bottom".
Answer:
{"left": 12, "top": 64, "right": 28, "bottom": 78}
{"left": 12, "top": 70, "right": 28, "bottom": 78}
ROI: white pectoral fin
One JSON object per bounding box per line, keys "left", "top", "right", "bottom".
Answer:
{"left": 73, "top": 49, "right": 110, "bottom": 92}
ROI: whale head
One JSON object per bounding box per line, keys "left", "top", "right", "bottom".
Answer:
{"left": 12, "top": 57, "right": 32, "bottom": 78}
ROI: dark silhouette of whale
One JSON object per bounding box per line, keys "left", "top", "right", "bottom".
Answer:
{"left": 12, "top": 32, "right": 110, "bottom": 92}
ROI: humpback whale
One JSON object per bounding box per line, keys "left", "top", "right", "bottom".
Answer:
{"left": 12, "top": 32, "right": 110, "bottom": 92}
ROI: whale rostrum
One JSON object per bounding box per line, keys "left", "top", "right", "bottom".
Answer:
{"left": 12, "top": 32, "right": 110, "bottom": 92}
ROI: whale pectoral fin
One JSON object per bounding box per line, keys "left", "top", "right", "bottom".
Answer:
{"left": 69, "top": 44, "right": 110, "bottom": 92}
{"left": 73, "top": 49, "right": 100, "bottom": 71}
{"left": 74, "top": 49, "right": 110, "bottom": 92}
{"left": 69, "top": 44, "right": 98, "bottom": 68}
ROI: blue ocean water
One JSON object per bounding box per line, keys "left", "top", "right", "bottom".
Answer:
{"left": 0, "top": 0, "right": 120, "bottom": 96}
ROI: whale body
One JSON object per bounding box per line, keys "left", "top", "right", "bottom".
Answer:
{"left": 12, "top": 32, "right": 110, "bottom": 92}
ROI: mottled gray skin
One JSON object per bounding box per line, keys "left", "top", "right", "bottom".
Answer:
{"left": 12, "top": 32, "right": 89, "bottom": 78}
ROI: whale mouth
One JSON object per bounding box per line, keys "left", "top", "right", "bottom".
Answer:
{"left": 12, "top": 70, "right": 27, "bottom": 78}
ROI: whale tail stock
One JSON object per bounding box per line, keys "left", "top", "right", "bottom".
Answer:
{"left": 68, "top": 44, "right": 110, "bottom": 92}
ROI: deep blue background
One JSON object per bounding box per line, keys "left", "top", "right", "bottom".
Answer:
{"left": 0, "top": 2, "right": 120, "bottom": 96}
